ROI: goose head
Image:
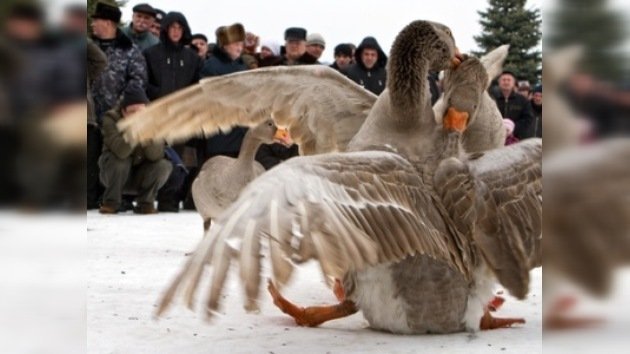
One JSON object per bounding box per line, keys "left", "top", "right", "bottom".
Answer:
{"left": 386, "top": 20, "right": 463, "bottom": 127}
{"left": 440, "top": 56, "right": 490, "bottom": 133}
{"left": 250, "top": 119, "right": 292, "bottom": 146}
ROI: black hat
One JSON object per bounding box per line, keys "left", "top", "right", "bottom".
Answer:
{"left": 8, "top": 3, "right": 45, "bottom": 22}
{"left": 191, "top": 33, "right": 208, "bottom": 42}
{"left": 132, "top": 3, "right": 156, "bottom": 17}
{"left": 91, "top": 2, "right": 122, "bottom": 23}
{"left": 334, "top": 43, "right": 353, "bottom": 57}
{"left": 284, "top": 27, "right": 307, "bottom": 41}
{"left": 121, "top": 85, "right": 149, "bottom": 108}
{"left": 64, "top": 4, "right": 88, "bottom": 17}
{"left": 533, "top": 84, "right": 542, "bottom": 93}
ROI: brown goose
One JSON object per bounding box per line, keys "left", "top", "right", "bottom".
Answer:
{"left": 155, "top": 20, "right": 542, "bottom": 334}
{"left": 192, "top": 119, "right": 289, "bottom": 231}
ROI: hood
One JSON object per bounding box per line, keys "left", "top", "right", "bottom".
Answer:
{"left": 160, "top": 12, "right": 192, "bottom": 47}
{"left": 355, "top": 36, "right": 387, "bottom": 70}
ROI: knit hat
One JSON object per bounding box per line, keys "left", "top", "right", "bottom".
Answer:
{"left": 334, "top": 43, "right": 353, "bottom": 57}
{"left": 260, "top": 39, "right": 280, "bottom": 56}
{"left": 503, "top": 119, "right": 515, "bottom": 135}
{"left": 122, "top": 86, "right": 149, "bottom": 108}
{"left": 533, "top": 84, "right": 542, "bottom": 93}
{"left": 284, "top": 27, "right": 307, "bottom": 41}
{"left": 306, "top": 33, "right": 325, "bottom": 48}
{"left": 91, "top": 2, "right": 122, "bottom": 23}
{"left": 216, "top": 23, "right": 246, "bottom": 46}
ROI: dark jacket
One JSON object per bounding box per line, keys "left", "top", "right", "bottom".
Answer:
{"left": 531, "top": 101, "right": 542, "bottom": 138}
{"left": 344, "top": 37, "right": 387, "bottom": 95}
{"left": 101, "top": 106, "right": 165, "bottom": 164}
{"left": 121, "top": 24, "right": 159, "bottom": 52}
{"left": 143, "top": 12, "right": 202, "bottom": 101}
{"left": 87, "top": 39, "right": 107, "bottom": 126}
{"left": 198, "top": 45, "right": 248, "bottom": 162}
{"left": 91, "top": 29, "right": 147, "bottom": 120}
{"left": 260, "top": 47, "right": 319, "bottom": 67}
{"left": 492, "top": 90, "right": 536, "bottom": 140}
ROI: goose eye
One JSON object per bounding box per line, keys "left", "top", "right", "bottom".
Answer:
{"left": 445, "top": 29, "right": 451, "bottom": 37}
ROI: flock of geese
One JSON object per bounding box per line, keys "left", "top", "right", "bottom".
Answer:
{"left": 119, "top": 20, "right": 544, "bottom": 334}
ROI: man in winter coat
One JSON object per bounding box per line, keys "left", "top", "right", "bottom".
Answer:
{"left": 98, "top": 87, "right": 171, "bottom": 215}
{"left": 344, "top": 36, "right": 387, "bottom": 95}
{"left": 329, "top": 43, "right": 353, "bottom": 73}
{"left": 492, "top": 70, "right": 536, "bottom": 140}
{"left": 121, "top": 3, "right": 160, "bottom": 51}
{"left": 89, "top": 1, "right": 147, "bottom": 209}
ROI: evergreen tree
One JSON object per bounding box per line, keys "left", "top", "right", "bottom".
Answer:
{"left": 547, "top": 0, "right": 626, "bottom": 80}
{"left": 473, "top": 0, "right": 542, "bottom": 84}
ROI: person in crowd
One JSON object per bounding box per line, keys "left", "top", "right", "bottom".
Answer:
{"left": 305, "top": 33, "right": 325, "bottom": 62}
{"left": 150, "top": 8, "right": 165, "bottom": 38}
{"left": 344, "top": 36, "right": 387, "bottom": 95}
{"left": 329, "top": 43, "right": 353, "bottom": 72}
{"left": 98, "top": 86, "right": 171, "bottom": 215}
{"left": 121, "top": 3, "right": 159, "bottom": 51}
{"left": 241, "top": 31, "right": 260, "bottom": 69}
{"left": 257, "top": 39, "right": 280, "bottom": 66}
{"left": 492, "top": 70, "right": 536, "bottom": 140}
{"left": 89, "top": 1, "right": 147, "bottom": 209}
{"left": 503, "top": 118, "right": 519, "bottom": 145}
{"left": 531, "top": 84, "right": 542, "bottom": 138}
{"left": 61, "top": 3, "right": 88, "bottom": 36}
{"left": 191, "top": 33, "right": 210, "bottom": 59}
{"left": 143, "top": 11, "right": 202, "bottom": 211}
{"left": 517, "top": 80, "right": 531, "bottom": 99}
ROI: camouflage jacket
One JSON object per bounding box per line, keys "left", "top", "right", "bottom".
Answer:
{"left": 91, "top": 29, "right": 147, "bottom": 122}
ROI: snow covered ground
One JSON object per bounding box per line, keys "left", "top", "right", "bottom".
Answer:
{"left": 86, "top": 210, "right": 543, "bottom": 353}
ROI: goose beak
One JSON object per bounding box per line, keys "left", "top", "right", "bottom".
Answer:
{"left": 443, "top": 107, "right": 469, "bottom": 133}
{"left": 273, "top": 127, "right": 293, "bottom": 146}
{"left": 451, "top": 48, "right": 464, "bottom": 69}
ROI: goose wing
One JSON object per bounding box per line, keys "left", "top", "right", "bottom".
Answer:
{"left": 118, "top": 66, "right": 376, "bottom": 155}
{"left": 156, "top": 150, "right": 471, "bottom": 317}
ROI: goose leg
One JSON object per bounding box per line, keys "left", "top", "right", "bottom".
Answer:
{"left": 479, "top": 310, "right": 526, "bottom": 330}
{"left": 267, "top": 280, "right": 358, "bottom": 327}
{"left": 333, "top": 278, "right": 346, "bottom": 302}
{"left": 487, "top": 294, "right": 505, "bottom": 312}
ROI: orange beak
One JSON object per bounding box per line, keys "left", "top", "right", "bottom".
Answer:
{"left": 451, "top": 48, "right": 464, "bottom": 69}
{"left": 443, "top": 107, "right": 469, "bottom": 133}
{"left": 273, "top": 127, "right": 293, "bottom": 146}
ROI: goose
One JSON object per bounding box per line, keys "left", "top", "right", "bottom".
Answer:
{"left": 192, "top": 119, "right": 290, "bottom": 231}
{"left": 153, "top": 20, "right": 542, "bottom": 334}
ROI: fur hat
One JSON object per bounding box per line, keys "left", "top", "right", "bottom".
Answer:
{"left": 91, "top": 2, "right": 122, "bottom": 23}
{"left": 284, "top": 27, "right": 307, "bottom": 41}
{"left": 216, "top": 23, "right": 246, "bottom": 47}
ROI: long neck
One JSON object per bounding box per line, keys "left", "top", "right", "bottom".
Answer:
{"left": 387, "top": 27, "right": 433, "bottom": 127}
{"left": 236, "top": 130, "right": 262, "bottom": 166}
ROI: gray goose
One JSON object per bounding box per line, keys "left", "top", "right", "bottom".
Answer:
{"left": 154, "top": 20, "right": 542, "bottom": 334}
{"left": 192, "top": 119, "right": 289, "bottom": 231}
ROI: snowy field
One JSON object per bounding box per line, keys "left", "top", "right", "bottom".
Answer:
{"left": 86, "top": 210, "right": 543, "bottom": 354}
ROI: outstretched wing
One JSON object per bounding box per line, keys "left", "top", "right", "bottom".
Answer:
{"left": 544, "top": 139, "right": 630, "bottom": 296}
{"left": 118, "top": 66, "right": 377, "bottom": 154}
{"left": 156, "top": 151, "right": 470, "bottom": 317}
{"left": 468, "top": 139, "right": 542, "bottom": 299}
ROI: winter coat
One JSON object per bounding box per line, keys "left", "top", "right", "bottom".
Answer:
{"left": 87, "top": 39, "right": 107, "bottom": 126}
{"left": 91, "top": 29, "right": 147, "bottom": 121}
{"left": 492, "top": 90, "right": 536, "bottom": 140}
{"left": 121, "top": 24, "right": 159, "bottom": 52}
{"left": 101, "top": 106, "right": 164, "bottom": 164}
{"left": 198, "top": 45, "right": 249, "bottom": 162}
{"left": 531, "top": 101, "right": 542, "bottom": 138}
{"left": 143, "top": 12, "right": 202, "bottom": 101}
{"left": 344, "top": 37, "right": 387, "bottom": 95}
